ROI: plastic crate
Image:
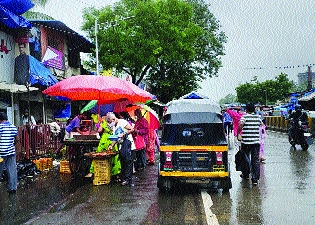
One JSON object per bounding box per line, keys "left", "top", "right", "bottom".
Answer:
{"left": 32, "top": 158, "right": 53, "bottom": 171}
{"left": 46, "top": 158, "right": 53, "bottom": 170}
{"left": 93, "top": 179, "right": 109, "bottom": 185}
{"left": 92, "top": 159, "right": 110, "bottom": 185}
{"left": 59, "top": 160, "right": 71, "bottom": 174}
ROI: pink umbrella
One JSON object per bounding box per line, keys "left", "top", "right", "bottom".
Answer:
{"left": 42, "top": 75, "right": 152, "bottom": 104}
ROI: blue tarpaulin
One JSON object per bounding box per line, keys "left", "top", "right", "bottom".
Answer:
{"left": 91, "top": 103, "right": 114, "bottom": 115}
{"left": 0, "top": 5, "right": 32, "bottom": 28}
{"left": 0, "top": 0, "right": 34, "bottom": 15}
{"left": 29, "top": 55, "right": 58, "bottom": 86}
{"left": 54, "top": 104, "right": 71, "bottom": 119}
{"left": 180, "top": 91, "right": 209, "bottom": 99}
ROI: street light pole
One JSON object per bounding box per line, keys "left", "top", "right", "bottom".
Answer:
{"left": 95, "top": 19, "right": 99, "bottom": 76}
{"left": 264, "top": 90, "right": 267, "bottom": 106}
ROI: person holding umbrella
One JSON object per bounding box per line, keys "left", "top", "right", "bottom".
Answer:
{"left": 133, "top": 109, "right": 149, "bottom": 171}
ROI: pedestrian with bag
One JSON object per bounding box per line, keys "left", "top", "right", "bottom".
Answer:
{"left": 106, "top": 112, "right": 135, "bottom": 186}
{"left": 237, "top": 103, "right": 262, "bottom": 186}
{"left": 0, "top": 112, "right": 19, "bottom": 194}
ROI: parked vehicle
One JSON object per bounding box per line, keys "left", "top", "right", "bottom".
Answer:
{"left": 157, "top": 99, "right": 232, "bottom": 192}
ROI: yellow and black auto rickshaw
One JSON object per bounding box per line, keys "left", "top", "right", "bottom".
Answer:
{"left": 157, "top": 98, "right": 232, "bottom": 192}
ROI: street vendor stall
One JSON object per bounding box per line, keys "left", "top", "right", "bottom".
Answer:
{"left": 42, "top": 75, "right": 154, "bottom": 178}
{"left": 63, "top": 135, "right": 100, "bottom": 176}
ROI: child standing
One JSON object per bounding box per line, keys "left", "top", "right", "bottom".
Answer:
{"left": 259, "top": 123, "right": 267, "bottom": 162}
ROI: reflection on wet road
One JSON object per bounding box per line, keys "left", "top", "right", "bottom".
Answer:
{"left": 1, "top": 131, "right": 315, "bottom": 224}
{"left": 210, "top": 131, "right": 315, "bottom": 225}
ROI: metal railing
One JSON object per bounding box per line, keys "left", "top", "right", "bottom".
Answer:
{"left": 265, "top": 116, "right": 315, "bottom": 134}
{"left": 15, "top": 124, "right": 65, "bottom": 161}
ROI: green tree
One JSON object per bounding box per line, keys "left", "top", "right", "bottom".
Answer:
{"left": 31, "top": 0, "right": 50, "bottom": 6}
{"left": 219, "top": 94, "right": 237, "bottom": 106}
{"left": 82, "top": 0, "right": 226, "bottom": 103}
{"left": 236, "top": 73, "right": 294, "bottom": 104}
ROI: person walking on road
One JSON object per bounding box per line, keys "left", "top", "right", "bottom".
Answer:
{"left": 222, "top": 109, "right": 233, "bottom": 137}
{"left": 0, "top": 112, "right": 19, "bottom": 194}
{"left": 227, "top": 107, "right": 245, "bottom": 150}
{"left": 237, "top": 103, "right": 262, "bottom": 186}
{"left": 227, "top": 107, "right": 245, "bottom": 137}
{"left": 259, "top": 123, "right": 267, "bottom": 163}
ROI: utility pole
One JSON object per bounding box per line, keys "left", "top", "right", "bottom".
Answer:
{"left": 95, "top": 19, "right": 99, "bottom": 76}
{"left": 307, "top": 65, "right": 312, "bottom": 90}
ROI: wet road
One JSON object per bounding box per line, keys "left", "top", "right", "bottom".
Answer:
{"left": 211, "top": 131, "right": 315, "bottom": 225}
{"left": 1, "top": 131, "right": 314, "bottom": 224}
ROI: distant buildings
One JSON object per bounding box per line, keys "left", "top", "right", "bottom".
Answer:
{"left": 297, "top": 71, "right": 315, "bottom": 87}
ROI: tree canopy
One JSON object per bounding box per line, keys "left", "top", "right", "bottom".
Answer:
{"left": 82, "top": 0, "right": 226, "bottom": 103}
{"left": 235, "top": 73, "right": 295, "bottom": 105}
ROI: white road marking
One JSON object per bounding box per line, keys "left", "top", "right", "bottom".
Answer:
{"left": 201, "top": 190, "right": 219, "bottom": 225}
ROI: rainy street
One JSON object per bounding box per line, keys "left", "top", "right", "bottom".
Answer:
{"left": 1, "top": 130, "right": 315, "bottom": 225}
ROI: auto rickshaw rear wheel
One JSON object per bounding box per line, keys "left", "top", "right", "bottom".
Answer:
{"left": 218, "top": 177, "right": 232, "bottom": 192}
{"left": 157, "top": 175, "right": 173, "bottom": 193}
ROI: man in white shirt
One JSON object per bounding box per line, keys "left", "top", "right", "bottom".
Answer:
{"left": 22, "top": 111, "right": 36, "bottom": 126}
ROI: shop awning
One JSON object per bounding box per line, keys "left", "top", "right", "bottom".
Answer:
{"left": 0, "top": 5, "right": 32, "bottom": 28}
{"left": 0, "top": 83, "right": 38, "bottom": 93}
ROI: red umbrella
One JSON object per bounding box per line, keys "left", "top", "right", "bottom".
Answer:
{"left": 42, "top": 75, "right": 152, "bottom": 104}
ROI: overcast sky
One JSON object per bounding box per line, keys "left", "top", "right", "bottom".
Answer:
{"left": 33, "top": 0, "right": 315, "bottom": 102}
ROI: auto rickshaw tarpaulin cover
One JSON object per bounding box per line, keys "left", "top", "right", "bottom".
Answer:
{"left": 162, "top": 99, "right": 226, "bottom": 146}
{"left": 165, "top": 99, "right": 221, "bottom": 114}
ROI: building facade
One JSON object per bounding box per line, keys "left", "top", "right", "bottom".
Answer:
{"left": 0, "top": 16, "right": 93, "bottom": 126}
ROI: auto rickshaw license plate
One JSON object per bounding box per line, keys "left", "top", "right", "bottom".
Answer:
{"left": 213, "top": 165, "right": 225, "bottom": 172}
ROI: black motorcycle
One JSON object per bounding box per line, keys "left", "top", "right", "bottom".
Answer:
{"left": 288, "top": 119, "right": 311, "bottom": 151}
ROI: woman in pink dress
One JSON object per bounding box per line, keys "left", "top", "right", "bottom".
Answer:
{"left": 226, "top": 108, "right": 245, "bottom": 150}
{"left": 133, "top": 109, "right": 149, "bottom": 170}
{"left": 226, "top": 108, "right": 245, "bottom": 137}
{"left": 146, "top": 129, "right": 160, "bottom": 165}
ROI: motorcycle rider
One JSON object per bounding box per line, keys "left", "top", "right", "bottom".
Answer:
{"left": 288, "top": 104, "right": 308, "bottom": 145}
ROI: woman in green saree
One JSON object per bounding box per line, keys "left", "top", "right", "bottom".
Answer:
{"left": 86, "top": 116, "right": 121, "bottom": 180}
